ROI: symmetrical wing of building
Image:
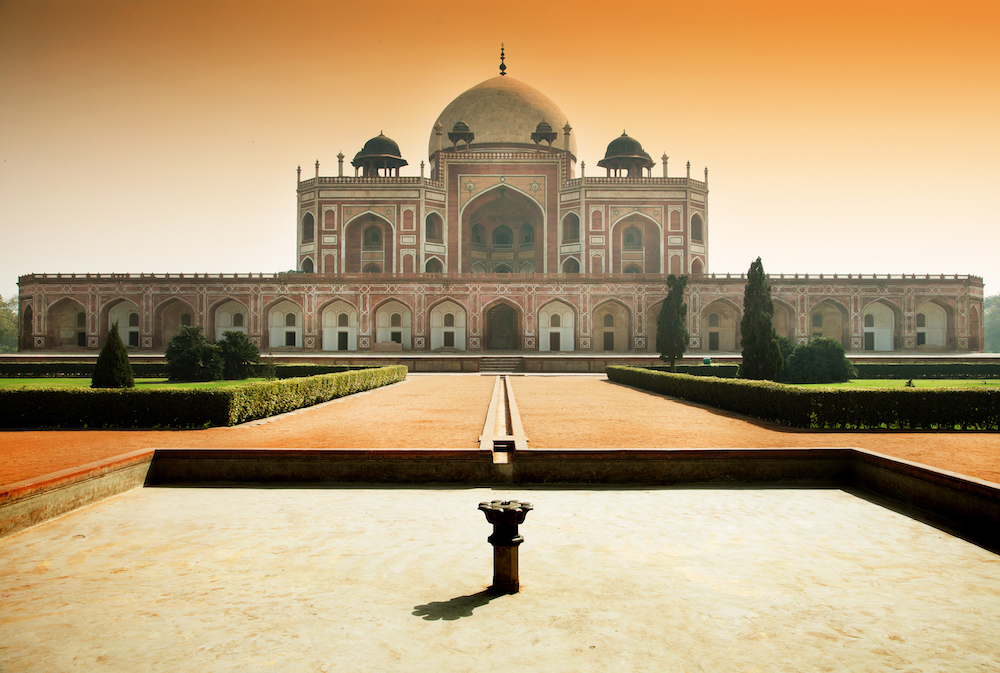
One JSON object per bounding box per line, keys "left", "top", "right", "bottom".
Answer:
{"left": 18, "top": 69, "right": 985, "bottom": 355}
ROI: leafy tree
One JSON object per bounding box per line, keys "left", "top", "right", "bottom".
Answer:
{"left": 218, "top": 331, "right": 260, "bottom": 380}
{"left": 985, "top": 294, "right": 1000, "bottom": 353}
{"left": 91, "top": 321, "right": 135, "bottom": 388}
{"left": 656, "top": 274, "right": 689, "bottom": 370}
{"left": 781, "top": 337, "right": 857, "bottom": 384}
{"left": 0, "top": 295, "right": 17, "bottom": 353}
{"left": 739, "top": 257, "right": 783, "bottom": 380}
{"left": 165, "top": 325, "right": 223, "bottom": 381}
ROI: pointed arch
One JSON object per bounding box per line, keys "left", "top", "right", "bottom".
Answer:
{"left": 808, "top": 299, "right": 849, "bottom": 347}
{"left": 153, "top": 297, "right": 197, "bottom": 349}
{"left": 538, "top": 299, "right": 576, "bottom": 352}
{"left": 861, "top": 299, "right": 901, "bottom": 352}
{"left": 343, "top": 211, "right": 396, "bottom": 273}
{"left": 46, "top": 297, "right": 88, "bottom": 348}
{"left": 482, "top": 298, "right": 524, "bottom": 351}
{"left": 321, "top": 299, "right": 359, "bottom": 351}
{"left": 373, "top": 298, "right": 413, "bottom": 350}
{"left": 461, "top": 185, "right": 545, "bottom": 274}
{"left": 593, "top": 299, "right": 632, "bottom": 352}
{"left": 102, "top": 298, "right": 141, "bottom": 348}
{"left": 610, "top": 211, "right": 661, "bottom": 273}
{"left": 211, "top": 298, "right": 250, "bottom": 341}
{"left": 914, "top": 299, "right": 952, "bottom": 349}
{"left": 700, "top": 298, "right": 741, "bottom": 352}
{"left": 265, "top": 298, "right": 303, "bottom": 349}
{"left": 771, "top": 298, "right": 795, "bottom": 340}
{"left": 429, "top": 298, "right": 468, "bottom": 350}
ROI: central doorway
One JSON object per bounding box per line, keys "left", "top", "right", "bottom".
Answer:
{"left": 486, "top": 304, "right": 516, "bottom": 350}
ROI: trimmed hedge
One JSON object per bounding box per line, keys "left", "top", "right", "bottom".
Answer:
{"left": 607, "top": 365, "right": 1000, "bottom": 430}
{"left": 0, "top": 365, "right": 407, "bottom": 429}
{"left": 852, "top": 363, "right": 1000, "bottom": 379}
{"left": 644, "top": 364, "right": 740, "bottom": 378}
{"left": 0, "top": 362, "right": 376, "bottom": 379}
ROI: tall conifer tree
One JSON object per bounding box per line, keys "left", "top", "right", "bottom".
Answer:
{"left": 739, "top": 257, "right": 783, "bottom": 380}
{"left": 91, "top": 320, "right": 135, "bottom": 388}
{"left": 656, "top": 274, "right": 689, "bottom": 370}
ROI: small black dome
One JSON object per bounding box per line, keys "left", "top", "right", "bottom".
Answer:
{"left": 451, "top": 120, "right": 471, "bottom": 133}
{"left": 534, "top": 120, "right": 554, "bottom": 133}
{"left": 603, "top": 132, "right": 649, "bottom": 161}
{"left": 357, "top": 133, "right": 403, "bottom": 159}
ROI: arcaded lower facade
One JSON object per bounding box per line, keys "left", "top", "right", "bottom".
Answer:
{"left": 17, "top": 70, "right": 985, "bottom": 355}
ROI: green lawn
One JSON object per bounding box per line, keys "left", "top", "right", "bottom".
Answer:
{"left": 0, "top": 378, "right": 266, "bottom": 390}
{"left": 794, "top": 379, "right": 1000, "bottom": 389}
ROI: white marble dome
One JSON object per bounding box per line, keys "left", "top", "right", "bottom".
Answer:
{"left": 429, "top": 76, "right": 576, "bottom": 158}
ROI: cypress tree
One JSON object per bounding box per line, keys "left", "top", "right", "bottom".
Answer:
{"left": 739, "top": 257, "right": 784, "bottom": 380}
{"left": 91, "top": 320, "right": 135, "bottom": 388}
{"left": 656, "top": 274, "right": 689, "bottom": 370}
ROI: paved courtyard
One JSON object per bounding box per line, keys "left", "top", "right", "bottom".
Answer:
{"left": 2, "top": 487, "right": 999, "bottom": 672}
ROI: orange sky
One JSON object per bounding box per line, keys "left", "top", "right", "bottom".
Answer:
{"left": 2, "top": 0, "right": 998, "bottom": 302}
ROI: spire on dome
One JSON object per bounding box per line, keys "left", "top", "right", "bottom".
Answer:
{"left": 500, "top": 43, "right": 506, "bottom": 76}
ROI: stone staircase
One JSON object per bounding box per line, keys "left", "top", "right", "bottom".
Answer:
{"left": 479, "top": 357, "right": 524, "bottom": 373}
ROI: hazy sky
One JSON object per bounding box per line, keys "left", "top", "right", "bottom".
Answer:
{"left": 2, "top": 0, "right": 998, "bottom": 304}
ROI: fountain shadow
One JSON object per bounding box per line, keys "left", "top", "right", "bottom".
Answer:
{"left": 412, "top": 589, "right": 508, "bottom": 620}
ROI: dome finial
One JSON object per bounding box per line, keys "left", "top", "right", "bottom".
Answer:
{"left": 500, "top": 43, "right": 507, "bottom": 76}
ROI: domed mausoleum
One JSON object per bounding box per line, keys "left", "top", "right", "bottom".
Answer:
{"left": 18, "top": 57, "right": 985, "bottom": 362}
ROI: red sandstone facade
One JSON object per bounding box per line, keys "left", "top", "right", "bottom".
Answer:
{"left": 16, "top": 75, "right": 985, "bottom": 355}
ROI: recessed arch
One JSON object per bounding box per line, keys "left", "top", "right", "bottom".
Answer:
{"left": 343, "top": 211, "right": 395, "bottom": 273}
{"left": 103, "top": 298, "right": 141, "bottom": 348}
{"left": 538, "top": 299, "right": 576, "bottom": 352}
{"left": 429, "top": 298, "right": 467, "bottom": 350}
{"left": 45, "top": 297, "right": 87, "bottom": 348}
{"left": 374, "top": 299, "right": 413, "bottom": 350}
{"left": 212, "top": 298, "right": 250, "bottom": 341}
{"left": 425, "top": 211, "right": 444, "bottom": 243}
{"left": 861, "top": 299, "right": 901, "bottom": 352}
{"left": 561, "top": 257, "right": 581, "bottom": 274}
{"left": 690, "top": 212, "right": 704, "bottom": 241}
{"left": 301, "top": 211, "right": 315, "bottom": 243}
{"left": 771, "top": 298, "right": 795, "bottom": 340}
{"left": 700, "top": 299, "right": 741, "bottom": 352}
{"left": 461, "top": 185, "right": 544, "bottom": 274}
{"left": 482, "top": 298, "right": 523, "bottom": 351}
{"left": 593, "top": 299, "right": 632, "bottom": 352}
{"left": 808, "top": 299, "right": 849, "bottom": 346}
{"left": 321, "top": 299, "right": 358, "bottom": 351}
{"left": 265, "top": 299, "right": 303, "bottom": 349}
{"left": 153, "top": 297, "right": 197, "bottom": 349}
{"left": 424, "top": 257, "right": 444, "bottom": 273}
{"left": 610, "top": 211, "right": 661, "bottom": 273}
{"left": 561, "top": 212, "right": 580, "bottom": 243}
{"left": 914, "top": 300, "right": 952, "bottom": 349}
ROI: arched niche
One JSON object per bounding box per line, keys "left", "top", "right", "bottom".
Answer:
{"left": 344, "top": 212, "right": 394, "bottom": 273}
{"left": 701, "top": 299, "right": 741, "bottom": 352}
{"left": 301, "top": 212, "right": 315, "bottom": 243}
{"left": 484, "top": 300, "right": 521, "bottom": 351}
{"left": 611, "top": 213, "right": 661, "bottom": 273}
{"left": 21, "top": 304, "right": 34, "bottom": 350}
{"left": 538, "top": 300, "right": 575, "bottom": 352}
{"left": 429, "top": 299, "right": 467, "bottom": 350}
{"left": 808, "top": 299, "right": 849, "bottom": 346}
{"left": 105, "top": 299, "right": 141, "bottom": 348}
{"left": 425, "top": 212, "right": 444, "bottom": 243}
{"left": 561, "top": 212, "right": 580, "bottom": 243}
{"left": 461, "top": 186, "right": 543, "bottom": 274}
{"left": 425, "top": 257, "right": 444, "bottom": 273}
{"left": 862, "top": 300, "right": 900, "bottom": 352}
{"left": 153, "top": 298, "right": 195, "bottom": 349}
{"left": 322, "top": 300, "right": 358, "bottom": 351}
{"left": 374, "top": 300, "right": 412, "bottom": 350}
{"left": 267, "top": 299, "right": 303, "bottom": 349}
{"left": 593, "top": 300, "right": 631, "bottom": 352}
{"left": 213, "top": 299, "right": 250, "bottom": 342}
{"left": 46, "top": 297, "right": 87, "bottom": 348}
{"left": 915, "top": 301, "right": 950, "bottom": 348}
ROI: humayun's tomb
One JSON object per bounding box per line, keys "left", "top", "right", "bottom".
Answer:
{"left": 16, "top": 60, "right": 985, "bottom": 365}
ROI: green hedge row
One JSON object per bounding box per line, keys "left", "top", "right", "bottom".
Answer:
{"left": 644, "top": 364, "right": 740, "bottom": 378}
{"left": 606, "top": 365, "right": 1000, "bottom": 430}
{"left": 0, "top": 365, "right": 407, "bottom": 429}
{"left": 851, "top": 363, "right": 1000, "bottom": 379}
{"left": 0, "top": 362, "right": 376, "bottom": 379}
